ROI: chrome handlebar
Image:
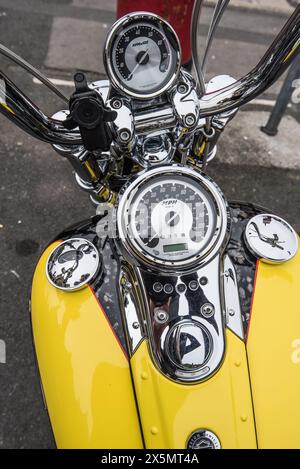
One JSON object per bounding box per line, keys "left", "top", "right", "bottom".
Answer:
{"left": 0, "top": 71, "right": 81, "bottom": 145}
{"left": 0, "top": 5, "right": 299, "bottom": 146}
{"left": 199, "top": 4, "right": 300, "bottom": 117}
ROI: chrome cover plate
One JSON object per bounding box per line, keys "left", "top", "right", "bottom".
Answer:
{"left": 187, "top": 429, "right": 221, "bottom": 449}
{"left": 46, "top": 238, "right": 100, "bottom": 291}
{"left": 136, "top": 255, "right": 226, "bottom": 382}
{"left": 244, "top": 214, "right": 298, "bottom": 264}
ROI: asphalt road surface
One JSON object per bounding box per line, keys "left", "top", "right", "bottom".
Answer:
{"left": 0, "top": 0, "right": 299, "bottom": 448}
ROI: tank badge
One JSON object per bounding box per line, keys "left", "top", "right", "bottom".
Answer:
{"left": 244, "top": 214, "right": 298, "bottom": 264}
{"left": 187, "top": 430, "right": 221, "bottom": 449}
{"left": 46, "top": 238, "right": 100, "bottom": 291}
{"left": 165, "top": 320, "right": 212, "bottom": 372}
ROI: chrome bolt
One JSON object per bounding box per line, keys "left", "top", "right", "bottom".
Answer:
{"left": 177, "top": 83, "right": 188, "bottom": 94}
{"left": 201, "top": 302, "right": 215, "bottom": 318}
{"left": 112, "top": 99, "right": 122, "bottom": 109}
{"left": 185, "top": 113, "right": 196, "bottom": 127}
{"left": 154, "top": 308, "right": 169, "bottom": 324}
{"left": 132, "top": 322, "right": 140, "bottom": 329}
{"left": 119, "top": 129, "right": 131, "bottom": 143}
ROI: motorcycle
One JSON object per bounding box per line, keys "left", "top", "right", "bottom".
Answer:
{"left": 0, "top": 0, "right": 300, "bottom": 449}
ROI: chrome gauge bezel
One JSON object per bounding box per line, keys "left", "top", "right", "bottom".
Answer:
{"left": 103, "top": 12, "right": 181, "bottom": 99}
{"left": 116, "top": 165, "right": 230, "bottom": 272}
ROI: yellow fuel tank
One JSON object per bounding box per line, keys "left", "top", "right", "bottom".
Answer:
{"left": 246, "top": 248, "right": 300, "bottom": 449}
{"left": 31, "top": 230, "right": 300, "bottom": 449}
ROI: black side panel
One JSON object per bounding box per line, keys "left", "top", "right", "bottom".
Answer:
{"left": 227, "top": 201, "right": 268, "bottom": 335}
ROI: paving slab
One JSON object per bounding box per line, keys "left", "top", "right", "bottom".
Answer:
{"left": 217, "top": 110, "right": 300, "bottom": 170}
{"left": 45, "top": 16, "right": 109, "bottom": 73}
{"left": 206, "top": 0, "right": 295, "bottom": 16}
{"left": 73, "top": 0, "right": 117, "bottom": 11}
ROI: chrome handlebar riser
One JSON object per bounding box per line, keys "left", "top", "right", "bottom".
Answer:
{"left": 107, "top": 97, "right": 135, "bottom": 149}
{"left": 170, "top": 72, "right": 200, "bottom": 129}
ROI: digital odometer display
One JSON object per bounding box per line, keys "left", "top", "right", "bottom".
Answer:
{"left": 163, "top": 243, "right": 188, "bottom": 253}
{"left": 105, "top": 14, "right": 181, "bottom": 98}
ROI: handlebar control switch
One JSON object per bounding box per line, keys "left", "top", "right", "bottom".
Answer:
{"left": 64, "top": 72, "right": 117, "bottom": 152}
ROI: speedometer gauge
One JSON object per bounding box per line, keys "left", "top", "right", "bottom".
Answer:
{"left": 117, "top": 166, "right": 230, "bottom": 270}
{"left": 104, "top": 12, "right": 181, "bottom": 99}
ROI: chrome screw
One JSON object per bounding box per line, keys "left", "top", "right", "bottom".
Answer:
{"left": 112, "top": 99, "right": 122, "bottom": 109}
{"left": 119, "top": 129, "right": 131, "bottom": 143}
{"left": 185, "top": 113, "right": 196, "bottom": 127}
{"left": 177, "top": 83, "right": 188, "bottom": 94}
{"left": 201, "top": 302, "right": 215, "bottom": 318}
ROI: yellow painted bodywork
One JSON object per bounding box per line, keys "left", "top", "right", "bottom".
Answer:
{"left": 31, "top": 241, "right": 143, "bottom": 449}
{"left": 247, "top": 246, "right": 300, "bottom": 449}
{"left": 130, "top": 331, "right": 257, "bottom": 449}
{"left": 31, "top": 236, "right": 300, "bottom": 449}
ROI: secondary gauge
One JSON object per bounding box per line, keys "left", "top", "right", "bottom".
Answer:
{"left": 104, "top": 12, "right": 181, "bottom": 99}
{"left": 116, "top": 166, "right": 229, "bottom": 270}
{"left": 244, "top": 214, "right": 298, "bottom": 264}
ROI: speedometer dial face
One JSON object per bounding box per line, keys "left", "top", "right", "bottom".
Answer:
{"left": 117, "top": 166, "right": 229, "bottom": 269}
{"left": 130, "top": 176, "right": 216, "bottom": 262}
{"left": 104, "top": 13, "right": 181, "bottom": 98}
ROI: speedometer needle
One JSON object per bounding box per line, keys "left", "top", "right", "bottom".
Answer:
{"left": 166, "top": 212, "right": 178, "bottom": 227}
{"left": 128, "top": 49, "right": 149, "bottom": 80}
{"left": 148, "top": 231, "right": 159, "bottom": 243}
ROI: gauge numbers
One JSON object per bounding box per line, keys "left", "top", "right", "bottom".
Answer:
{"left": 105, "top": 13, "right": 181, "bottom": 98}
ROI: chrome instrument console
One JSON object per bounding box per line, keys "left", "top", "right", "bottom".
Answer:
{"left": 115, "top": 165, "right": 231, "bottom": 382}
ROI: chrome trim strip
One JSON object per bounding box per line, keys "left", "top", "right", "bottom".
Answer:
{"left": 223, "top": 254, "right": 244, "bottom": 340}
{"left": 118, "top": 265, "right": 145, "bottom": 355}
